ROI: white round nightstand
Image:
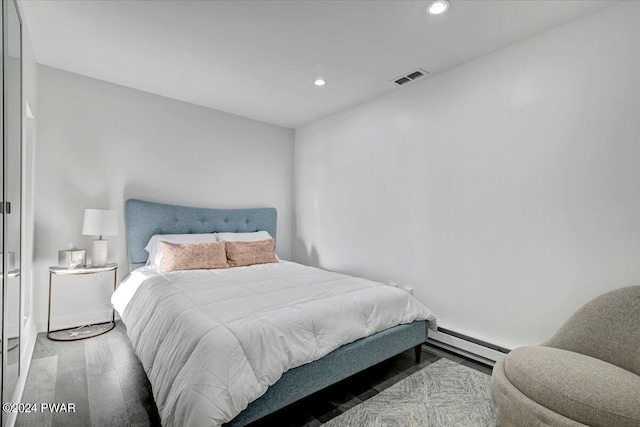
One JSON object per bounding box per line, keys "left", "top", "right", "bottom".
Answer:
{"left": 47, "top": 263, "right": 118, "bottom": 341}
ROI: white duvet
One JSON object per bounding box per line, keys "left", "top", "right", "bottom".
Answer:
{"left": 112, "top": 261, "right": 436, "bottom": 426}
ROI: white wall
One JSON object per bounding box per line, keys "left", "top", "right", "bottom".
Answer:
{"left": 34, "top": 66, "right": 294, "bottom": 331}
{"left": 294, "top": 2, "right": 640, "bottom": 348}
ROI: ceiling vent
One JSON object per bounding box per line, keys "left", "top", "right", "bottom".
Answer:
{"left": 393, "top": 68, "right": 429, "bottom": 86}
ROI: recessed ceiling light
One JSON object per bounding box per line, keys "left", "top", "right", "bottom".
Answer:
{"left": 314, "top": 79, "right": 326, "bottom": 86}
{"left": 427, "top": 0, "right": 450, "bottom": 15}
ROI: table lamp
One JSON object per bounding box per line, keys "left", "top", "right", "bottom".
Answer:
{"left": 82, "top": 209, "right": 118, "bottom": 267}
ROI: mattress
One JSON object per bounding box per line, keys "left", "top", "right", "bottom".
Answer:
{"left": 112, "top": 260, "right": 436, "bottom": 426}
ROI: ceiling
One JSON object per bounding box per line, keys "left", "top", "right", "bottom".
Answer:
{"left": 21, "top": 0, "right": 617, "bottom": 128}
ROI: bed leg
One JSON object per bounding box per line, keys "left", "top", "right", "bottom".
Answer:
{"left": 414, "top": 344, "right": 422, "bottom": 363}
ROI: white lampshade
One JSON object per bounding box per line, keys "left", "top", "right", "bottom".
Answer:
{"left": 82, "top": 209, "right": 119, "bottom": 237}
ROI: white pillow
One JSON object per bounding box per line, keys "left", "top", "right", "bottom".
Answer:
{"left": 214, "top": 231, "right": 273, "bottom": 242}
{"left": 145, "top": 233, "right": 218, "bottom": 269}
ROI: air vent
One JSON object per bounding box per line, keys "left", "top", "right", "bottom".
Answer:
{"left": 392, "top": 68, "right": 429, "bottom": 86}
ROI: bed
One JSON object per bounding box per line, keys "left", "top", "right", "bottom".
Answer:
{"left": 114, "top": 198, "right": 437, "bottom": 426}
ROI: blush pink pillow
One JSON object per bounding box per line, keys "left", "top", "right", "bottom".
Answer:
{"left": 225, "top": 238, "right": 278, "bottom": 267}
{"left": 158, "top": 241, "right": 228, "bottom": 273}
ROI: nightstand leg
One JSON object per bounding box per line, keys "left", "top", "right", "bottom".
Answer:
{"left": 47, "top": 272, "right": 52, "bottom": 335}
{"left": 112, "top": 269, "right": 117, "bottom": 323}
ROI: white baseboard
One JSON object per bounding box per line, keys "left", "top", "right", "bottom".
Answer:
{"left": 36, "top": 310, "right": 114, "bottom": 333}
{"left": 7, "top": 316, "right": 38, "bottom": 427}
{"left": 427, "top": 325, "right": 512, "bottom": 365}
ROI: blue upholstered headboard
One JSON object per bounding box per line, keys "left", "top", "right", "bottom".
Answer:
{"left": 125, "top": 199, "right": 277, "bottom": 270}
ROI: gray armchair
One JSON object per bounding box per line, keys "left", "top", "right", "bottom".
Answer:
{"left": 491, "top": 286, "right": 640, "bottom": 426}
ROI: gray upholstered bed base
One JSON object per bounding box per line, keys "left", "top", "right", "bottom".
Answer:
{"left": 226, "top": 320, "right": 428, "bottom": 426}
{"left": 123, "top": 199, "right": 430, "bottom": 426}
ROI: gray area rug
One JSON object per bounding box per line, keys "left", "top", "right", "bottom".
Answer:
{"left": 323, "top": 358, "right": 497, "bottom": 427}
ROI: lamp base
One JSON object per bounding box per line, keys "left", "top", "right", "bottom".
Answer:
{"left": 91, "top": 239, "right": 108, "bottom": 267}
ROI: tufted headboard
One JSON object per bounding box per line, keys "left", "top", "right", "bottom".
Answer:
{"left": 125, "top": 199, "right": 277, "bottom": 271}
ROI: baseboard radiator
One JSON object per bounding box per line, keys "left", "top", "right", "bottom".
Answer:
{"left": 427, "top": 327, "right": 511, "bottom": 366}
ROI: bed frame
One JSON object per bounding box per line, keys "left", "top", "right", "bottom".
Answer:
{"left": 124, "top": 198, "right": 429, "bottom": 426}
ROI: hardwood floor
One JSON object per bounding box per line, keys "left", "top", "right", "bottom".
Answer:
{"left": 17, "top": 322, "right": 492, "bottom": 427}
{"left": 17, "top": 322, "right": 159, "bottom": 427}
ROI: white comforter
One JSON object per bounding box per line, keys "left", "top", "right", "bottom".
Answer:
{"left": 112, "top": 261, "right": 436, "bottom": 426}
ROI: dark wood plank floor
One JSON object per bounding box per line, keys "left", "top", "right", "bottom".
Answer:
{"left": 17, "top": 322, "right": 492, "bottom": 427}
